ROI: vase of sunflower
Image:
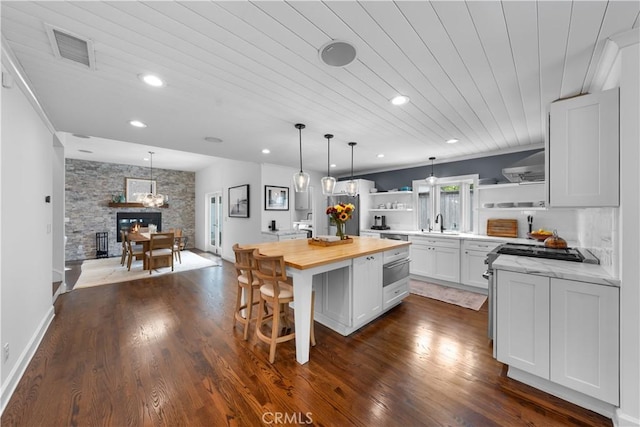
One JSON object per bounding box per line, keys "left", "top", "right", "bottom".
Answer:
{"left": 326, "top": 202, "right": 355, "bottom": 240}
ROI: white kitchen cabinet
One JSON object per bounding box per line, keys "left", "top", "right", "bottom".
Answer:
{"left": 461, "top": 240, "right": 501, "bottom": 289}
{"left": 496, "top": 270, "right": 620, "bottom": 405}
{"left": 322, "top": 267, "right": 351, "bottom": 326}
{"left": 550, "top": 278, "right": 619, "bottom": 405}
{"left": 294, "top": 190, "right": 310, "bottom": 210}
{"left": 410, "top": 236, "right": 460, "bottom": 283}
{"left": 383, "top": 278, "right": 409, "bottom": 310}
{"left": 496, "top": 270, "right": 550, "bottom": 378}
{"left": 352, "top": 253, "right": 382, "bottom": 328}
{"left": 261, "top": 232, "right": 307, "bottom": 242}
{"left": 278, "top": 233, "right": 307, "bottom": 241}
{"left": 548, "top": 88, "right": 619, "bottom": 207}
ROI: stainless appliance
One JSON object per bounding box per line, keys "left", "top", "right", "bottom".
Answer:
{"left": 372, "top": 215, "right": 390, "bottom": 230}
{"left": 484, "top": 243, "right": 599, "bottom": 340}
{"left": 328, "top": 194, "right": 360, "bottom": 236}
{"left": 380, "top": 233, "right": 408, "bottom": 241}
{"left": 502, "top": 150, "right": 545, "bottom": 183}
{"left": 383, "top": 257, "right": 411, "bottom": 287}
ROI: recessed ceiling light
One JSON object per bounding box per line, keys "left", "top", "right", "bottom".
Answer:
{"left": 129, "top": 120, "right": 147, "bottom": 128}
{"left": 391, "top": 95, "right": 410, "bottom": 106}
{"left": 72, "top": 133, "right": 91, "bottom": 139}
{"left": 446, "top": 138, "right": 459, "bottom": 144}
{"left": 78, "top": 149, "right": 93, "bottom": 154}
{"left": 330, "top": 164, "right": 337, "bottom": 168}
{"left": 204, "top": 136, "right": 223, "bottom": 143}
{"left": 377, "top": 154, "right": 385, "bottom": 158}
{"left": 139, "top": 73, "right": 164, "bottom": 87}
{"left": 262, "top": 149, "right": 270, "bottom": 154}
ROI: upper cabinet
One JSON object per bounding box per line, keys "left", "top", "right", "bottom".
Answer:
{"left": 548, "top": 88, "right": 619, "bottom": 207}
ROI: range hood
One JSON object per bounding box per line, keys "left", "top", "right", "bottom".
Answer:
{"left": 502, "top": 151, "right": 545, "bottom": 183}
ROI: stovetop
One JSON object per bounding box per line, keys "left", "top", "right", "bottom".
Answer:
{"left": 491, "top": 243, "right": 599, "bottom": 264}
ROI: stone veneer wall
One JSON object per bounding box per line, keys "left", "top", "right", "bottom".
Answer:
{"left": 65, "top": 158, "right": 195, "bottom": 261}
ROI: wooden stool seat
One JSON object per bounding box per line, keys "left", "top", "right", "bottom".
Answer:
{"left": 232, "top": 243, "right": 262, "bottom": 341}
{"left": 253, "top": 249, "right": 315, "bottom": 363}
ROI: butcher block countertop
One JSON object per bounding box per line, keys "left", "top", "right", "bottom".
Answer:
{"left": 244, "top": 236, "right": 410, "bottom": 270}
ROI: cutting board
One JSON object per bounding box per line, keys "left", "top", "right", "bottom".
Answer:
{"left": 487, "top": 219, "right": 518, "bottom": 238}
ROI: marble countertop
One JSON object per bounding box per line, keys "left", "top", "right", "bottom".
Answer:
{"left": 262, "top": 229, "right": 308, "bottom": 236}
{"left": 363, "top": 229, "right": 536, "bottom": 245}
{"left": 493, "top": 254, "right": 620, "bottom": 287}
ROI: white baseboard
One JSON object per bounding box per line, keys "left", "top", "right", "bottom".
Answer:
{"left": 508, "top": 367, "right": 616, "bottom": 420}
{"left": 0, "top": 306, "right": 55, "bottom": 416}
{"left": 614, "top": 409, "right": 640, "bottom": 427}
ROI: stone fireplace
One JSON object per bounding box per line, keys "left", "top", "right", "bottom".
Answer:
{"left": 116, "top": 212, "right": 162, "bottom": 241}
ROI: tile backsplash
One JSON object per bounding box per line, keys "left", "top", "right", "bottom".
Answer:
{"left": 577, "top": 207, "right": 618, "bottom": 276}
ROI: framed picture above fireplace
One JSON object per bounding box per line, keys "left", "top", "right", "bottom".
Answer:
{"left": 125, "top": 178, "right": 155, "bottom": 202}
{"left": 229, "top": 184, "right": 249, "bottom": 218}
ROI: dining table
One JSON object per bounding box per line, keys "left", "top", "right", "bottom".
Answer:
{"left": 245, "top": 236, "right": 410, "bottom": 365}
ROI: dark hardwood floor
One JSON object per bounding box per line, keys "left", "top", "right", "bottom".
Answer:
{"left": 3, "top": 252, "right": 611, "bottom": 426}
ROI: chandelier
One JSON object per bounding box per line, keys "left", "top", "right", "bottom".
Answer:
{"left": 137, "top": 151, "right": 166, "bottom": 207}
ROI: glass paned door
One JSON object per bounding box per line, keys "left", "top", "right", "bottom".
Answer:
{"left": 207, "top": 192, "right": 223, "bottom": 255}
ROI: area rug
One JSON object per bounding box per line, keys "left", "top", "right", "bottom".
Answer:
{"left": 410, "top": 279, "right": 487, "bottom": 311}
{"left": 74, "top": 251, "right": 221, "bottom": 289}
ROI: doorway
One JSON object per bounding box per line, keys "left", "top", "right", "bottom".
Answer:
{"left": 206, "top": 192, "right": 223, "bottom": 255}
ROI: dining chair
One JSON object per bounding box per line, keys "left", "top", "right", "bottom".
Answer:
{"left": 125, "top": 232, "right": 144, "bottom": 271}
{"left": 145, "top": 232, "right": 174, "bottom": 274}
{"left": 120, "top": 230, "right": 128, "bottom": 266}
{"left": 169, "top": 228, "right": 186, "bottom": 263}
{"left": 232, "top": 244, "right": 262, "bottom": 340}
{"left": 252, "top": 249, "right": 316, "bottom": 363}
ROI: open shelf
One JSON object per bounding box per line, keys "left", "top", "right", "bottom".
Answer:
{"left": 370, "top": 208, "right": 413, "bottom": 212}
{"left": 369, "top": 191, "right": 413, "bottom": 196}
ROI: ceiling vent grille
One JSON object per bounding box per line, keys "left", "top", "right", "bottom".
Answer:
{"left": 45, "top": 24, "right": 95, "bottom": 69}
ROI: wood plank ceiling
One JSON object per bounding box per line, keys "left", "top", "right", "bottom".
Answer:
{"left": 1, "top": 1, "right": 638, "bottom": 174}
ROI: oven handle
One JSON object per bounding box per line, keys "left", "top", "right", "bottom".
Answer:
{"left": 384, "top": 258, "right": 412, "bottom": 269}
{"left": 482, "top": 270, "right": 492, "bottom": 280}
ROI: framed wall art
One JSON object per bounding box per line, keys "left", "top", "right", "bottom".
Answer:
{"left": 229, "top": 184, "right": 249, "bottom": 218}
{"left": 125, "top": 177, "right": 155, "bottom": 202}
{"left": 264, "top": 185, "right": 289, "bottom": 211}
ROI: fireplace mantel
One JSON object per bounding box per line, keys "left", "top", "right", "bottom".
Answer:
{"left": 108, "top": 202, "right": 169, "bottom": 208}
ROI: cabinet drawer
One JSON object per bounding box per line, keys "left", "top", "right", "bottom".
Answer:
{"left": 383, "top": 245, "right": 409, "bottom": 264}
{"left": 383, "top": 278, "right": 409, "bottom": 310}
{"left": 463, "top": 240, "right": 501, "bottom": 252}
{"left": 410, "top": 236, "right": 459, "bottom": 248}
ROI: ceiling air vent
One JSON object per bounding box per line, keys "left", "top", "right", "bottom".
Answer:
{"left": 45, "top": 24, "right": 95, "bottom": 69}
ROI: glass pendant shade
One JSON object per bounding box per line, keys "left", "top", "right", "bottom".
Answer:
{"left": 321, "top": 133, "right": 335, "bottom": 196}
{"left": 321, "top": 176, "right": 336, "bottom": 195}
{"left": 294, "top": 171, "right": 310, "bottom": 192}
{"left": 138, "top": 151, "right": 166, "bottom": 207}
{"left": 345, "top": 180, "right": 358, "bottom": 197}
{"left": 292, "top": 123, "right": 310, "bottom": 192}
{"left": 426, "top": 156, "right": 438, "bottom": 185}
{"left": 346, "top": 142, "right": 358, "bottom": 196}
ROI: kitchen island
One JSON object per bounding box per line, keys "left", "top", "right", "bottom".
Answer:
{"left": 246, "top": 236, "right": 411, "bottom": 364}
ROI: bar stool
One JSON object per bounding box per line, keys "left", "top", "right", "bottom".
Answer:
{"left": 232, "top": 244, "right": 262, "bottom": 340}
{"left": 253, "top": 249, "right": 316, "bottom": 363}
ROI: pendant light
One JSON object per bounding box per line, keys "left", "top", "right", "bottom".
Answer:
{"left": 321, "top": 133, "right": 336, "bottom": 195}
{"left": 138, "top": 151, "right": 166, "bottom": 207}
{"left": 292, "top": 123, "right": 310, "bottom": 192}
{"left": 345, "top": 142, "right": 358, "bottom": 196}
{"left": 426, "top": 156, "right": 438, "bottom": 185}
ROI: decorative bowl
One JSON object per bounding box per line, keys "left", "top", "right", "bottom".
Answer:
{"left": 527, "top": 231, "right": 553, "bottom": 241}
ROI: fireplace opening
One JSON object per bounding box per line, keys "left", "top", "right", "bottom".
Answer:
{"left": 116, "top": 212, "right": 162, "bottom": 242}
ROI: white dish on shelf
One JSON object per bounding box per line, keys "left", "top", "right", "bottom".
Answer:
{"left": 369, "top": 188, "right": 378, "bottom": 193}
{"left": 483, "top": 203, "right": 494, "bottom": 208}
{"left": 515, "top": 202, "right": 534, "bottom": 207}
{"left": 496, "top": 202, "right": 515, "bottom": 208}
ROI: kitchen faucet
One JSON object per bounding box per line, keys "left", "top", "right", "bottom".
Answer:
{"left": 435, "top": 213, "right": 444, "bottom": 233}
{"left": 306, "top": 212, "right": 313, "bottom": 221}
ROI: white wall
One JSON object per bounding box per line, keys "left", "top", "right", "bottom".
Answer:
{"left": 195, "top": 158, "right": 262, "bottom": 262}
{"left": 1, "top": 67, "right": 55, "bottom": 412}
